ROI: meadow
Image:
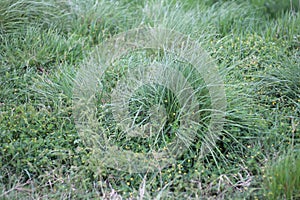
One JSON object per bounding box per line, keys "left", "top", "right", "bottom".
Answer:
{"left": 0, "top": 0, "right": 299, "bottom": 199}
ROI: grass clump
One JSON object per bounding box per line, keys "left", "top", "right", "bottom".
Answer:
{"left": 0, "top": 26, "right": 83, "bottom": 71}
{"left": 263, "top": 151, "right": 300, "bottom": 199}
{"left": 0, "top": 0, "right": 71, "bottom": 34}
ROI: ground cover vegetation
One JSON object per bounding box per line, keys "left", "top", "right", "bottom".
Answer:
{"left": 0, "top": 0, "right": 299, "bottom": 199}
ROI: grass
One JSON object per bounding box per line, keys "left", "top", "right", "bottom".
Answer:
{"left": 0, "top": 0, "right": 299, "bottom": 199}
{"left": 263, "top": 151, "right": 300, "bottom": 199}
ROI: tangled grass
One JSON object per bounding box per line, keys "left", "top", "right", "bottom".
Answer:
{"left": 0, "top": 0, "right": 299, "bottom": 199}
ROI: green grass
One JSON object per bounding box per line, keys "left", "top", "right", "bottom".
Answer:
{"left": 0, "top": 0, "right": 299, "bottom": 199}
{"left": 263, "top": 151, "right": 300, "bottom": 199}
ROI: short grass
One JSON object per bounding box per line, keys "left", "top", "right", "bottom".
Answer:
{"left": 0, "top": 0, "right": 299, "bottom": 199}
